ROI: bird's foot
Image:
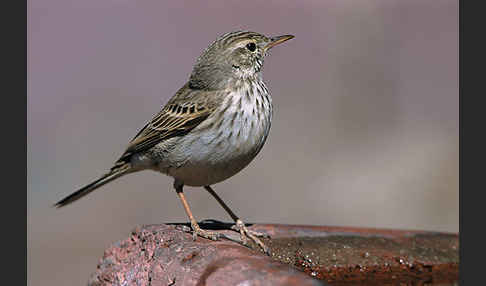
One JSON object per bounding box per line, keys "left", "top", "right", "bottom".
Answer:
{"left": 190, "top": 221, "right": 221, "bottom": 241}
{"left": 231, "top": 219, "right": 270, "bottom": 255}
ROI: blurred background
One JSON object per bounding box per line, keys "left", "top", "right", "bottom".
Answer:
{"left": 28, "top": 0, "right": 458, "bottom": 285}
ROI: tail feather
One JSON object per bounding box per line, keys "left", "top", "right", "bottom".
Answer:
{"left": 53, "top": 163, "right": 131, "bottom": 208}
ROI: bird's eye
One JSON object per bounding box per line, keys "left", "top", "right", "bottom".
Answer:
{"left": 246, "top": 42, "right": 256, "bottom": 52}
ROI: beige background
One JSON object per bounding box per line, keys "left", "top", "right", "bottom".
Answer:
{"left": 28, "top": 1, "right": 458, "bottom": 285}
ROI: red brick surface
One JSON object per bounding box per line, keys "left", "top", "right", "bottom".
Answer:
{"left": 88, "top": 224, "right": 324, "bottom": 286}
{"left": 89, "top": 222, "right": 458, "bottom": 285}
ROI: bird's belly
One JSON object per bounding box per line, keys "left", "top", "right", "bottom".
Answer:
{"left": 164, "top": 101, "right": 271, "bottom": 186}
{"left": 168, "top": 156, "right": 254, "bottom": 187}
{"left": 166, "top": 124, "right": 268, "bottom": 186}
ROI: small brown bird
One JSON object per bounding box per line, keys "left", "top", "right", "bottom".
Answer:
{"left": 54, "top": 30, "right": 294, "bottom": 253}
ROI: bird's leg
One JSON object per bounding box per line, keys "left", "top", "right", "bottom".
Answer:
{"left": 204, "top": 185, "right": 270, "bottom": 254}
{"left": 174, "top": 182, "right": 220, "bottom": 241}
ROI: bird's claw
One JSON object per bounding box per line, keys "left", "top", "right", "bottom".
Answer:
{"left": 190, "top": 222, "right": 220, "bottom": 241}
{"left": 232, "top": 219, "right": 271, "bottom": 255}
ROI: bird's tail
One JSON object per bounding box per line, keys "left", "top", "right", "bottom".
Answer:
{"left": 53, "top": 163, "right": 132, "bottom": 208}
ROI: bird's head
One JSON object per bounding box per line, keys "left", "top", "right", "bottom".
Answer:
{"left": 189, "top": 31, "right": 294, "bottom": 90}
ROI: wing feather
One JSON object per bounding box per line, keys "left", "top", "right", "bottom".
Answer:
{"left": 116, "top": 85, "right": 224, "bottom": 162}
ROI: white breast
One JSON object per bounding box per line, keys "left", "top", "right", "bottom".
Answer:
{"left": 165, "top": 81, "right": 272, "bottom": 186}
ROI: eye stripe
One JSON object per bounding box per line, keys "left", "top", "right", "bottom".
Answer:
{"left": 225, "top": 31, "right": 261, "bottom": 46}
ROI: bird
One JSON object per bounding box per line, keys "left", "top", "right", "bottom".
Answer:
{"left": 54, "top": 30, "right": 294, "bottom": 253}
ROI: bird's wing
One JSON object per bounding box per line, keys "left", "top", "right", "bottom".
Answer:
{"left": 116, "top": 84, "right": 223, "bottom": 163}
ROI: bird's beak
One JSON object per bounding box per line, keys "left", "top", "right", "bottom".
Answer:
{"left": 264, "top": 35, "right": 295, "bottom": 51}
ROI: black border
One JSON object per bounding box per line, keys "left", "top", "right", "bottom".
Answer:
{"left": 8, "top": 0, "right": 27, "bottom": 284}
{"left": 460, "top": 1, "right": 481, "bottom": 285}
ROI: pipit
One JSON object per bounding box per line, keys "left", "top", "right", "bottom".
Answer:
{"left": 54, "top": 30, "right": 294, "bottom": 253}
